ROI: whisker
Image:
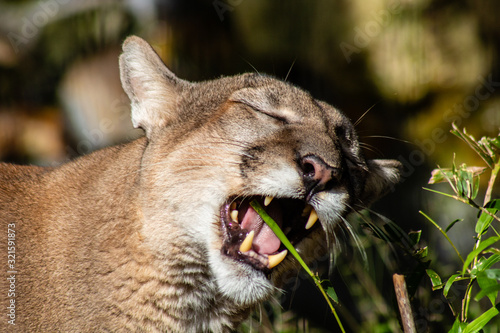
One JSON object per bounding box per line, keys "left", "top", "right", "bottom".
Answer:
{"left": 284, "top": 58, "right": 296, "bottom": 83}
{"left": 341, "top": 215, "right": 368, "bottom": 266}
{"left": 359, "top": 142, "right": 381, "bottom": 156}
{"left": 351, "top": 208, "right": 392, "bottom": 243}
{"left": 362, "top": 135, "right": 412, "bottom": 145}
{"left": 321, "top": 210, "right": 345, "bottom": 273}
{"left": 353, "top": 101, "right": 381, "bottom": 127}
{"left": 240, "top": 56, "right": 261, "bottom": 75}
{"left": 366, "top": 209, "right": 415, "bottom": 251}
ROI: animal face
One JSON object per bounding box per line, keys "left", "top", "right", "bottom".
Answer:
{"left": 119, "top": 36, "right": 401, "bottom": 307}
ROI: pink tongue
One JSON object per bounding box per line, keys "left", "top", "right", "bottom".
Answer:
{"left": 240, "top": 205, "right": 282, "bottom": 255}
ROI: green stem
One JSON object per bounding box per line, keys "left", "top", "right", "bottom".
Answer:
{"left": 250, "top": 200, "right": 346, "bottom": 333}
{"left": 419, "top": 211, "right": 464, "bottom": 264}
{"left": 424, "top": 188, "right": 500, "bottom": 223}
{"left": 314, "top": 278, "right": 344, "bottom": 330}
{"left": 461, "top": 278, "right": 475, "bottom": 322}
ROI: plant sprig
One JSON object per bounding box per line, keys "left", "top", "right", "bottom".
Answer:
{"left": 423, "top": 125, "right": 500, "bottom": 332}
{"left": 249, "top": 200, "right": 346, "bottom": 333}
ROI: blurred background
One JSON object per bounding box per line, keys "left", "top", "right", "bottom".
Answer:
{"left": 0, "top": 0, "right": 499, "bottom": 332}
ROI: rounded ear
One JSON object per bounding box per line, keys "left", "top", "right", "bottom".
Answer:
{"left": 119, "top": 36, "right": 189, "bottom": 136}
{"left": 361, "top": 159, "right": 402, "bottom": 206}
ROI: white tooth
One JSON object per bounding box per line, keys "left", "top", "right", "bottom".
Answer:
{"left": 230, "top": 209, "right": 239, "bottom": 222}
{"left": 305, "top": 208, "right": 318, "bottom": 230}
{"left": 268, "top": 250, "right": 288, "bottom": 269}
{"left": 264, "top": 196, "right": 274, "bottom": 206}
{"left": 239, "top": 230, "right": 254, "bottom": 252}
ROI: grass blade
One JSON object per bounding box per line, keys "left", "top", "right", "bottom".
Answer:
{"left": 420, "top": 211, "right": 464, "bottom": 264}
{"left": 250, "top": 200, "right": 346, "bottom": 333}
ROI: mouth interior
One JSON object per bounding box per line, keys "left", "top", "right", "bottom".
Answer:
{"left": 220, "top": 196, "right": 318, "bottom": 272}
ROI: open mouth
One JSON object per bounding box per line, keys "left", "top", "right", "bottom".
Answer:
{"left": 220, "top": 196, "right": 320, "bottom": 273}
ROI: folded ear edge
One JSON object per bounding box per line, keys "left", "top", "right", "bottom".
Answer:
{"left": 360, "top": 159, "right": 402, "bottom": 206}
{"left": 119, "top": 36, "right": 185, "bottom": 136}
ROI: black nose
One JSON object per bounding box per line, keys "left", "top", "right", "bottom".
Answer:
{"left": 300, "top": 155, "right": 340, "bottom": 200}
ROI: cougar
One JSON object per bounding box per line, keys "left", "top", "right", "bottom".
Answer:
{"left": 0, "top": 36, "right": 401, "bottom": 332}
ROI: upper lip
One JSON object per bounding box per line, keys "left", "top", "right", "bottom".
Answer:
{"left": 220, "top": 195, "right": 320, "bottom": 272}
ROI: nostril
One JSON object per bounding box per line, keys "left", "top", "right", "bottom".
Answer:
{"left": 301, "top": 156, "right": 327, "bottom": 181}
{"left": 300, "top": 155, "right": 339, "bottom": 199}
{"left": 302, "top": 161, "right": 316, "bottom": 178}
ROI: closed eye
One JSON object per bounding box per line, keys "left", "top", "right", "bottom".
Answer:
{"left": 255, "top": 109, "right": 289, "bottom": 124}
{"left": 235, "top": 100, "right": 290, "bottom": 125}
{"left": 229, "top": 87, "right": 300, "bottom": 124}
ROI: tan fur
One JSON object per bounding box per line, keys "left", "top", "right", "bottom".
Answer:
{"left": 0, "top": 36, "right": 401, "bottom": 332}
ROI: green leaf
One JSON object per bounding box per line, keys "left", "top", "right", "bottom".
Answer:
{"left": 476, "top": 209, "right": 495, "bottom": 235}
{"left": 320, "top": 279, "right": 339, "bottom": 304}
{"left": 476, "top": 268, "right": 500, "bottom": 305}
{"left": 474, "top": 281, "right": 500, "bottom": 305}
{"left": 462, "top": 237, "right": 500, "bottom": 275}
{"left": 449, "top": 317, "right": 467, "bottom": 333}
{"left": 484, "top": 199, "right": 500, "bottom": 212}
{"left": 485, "top": 269, "right": 500, "bottom": 280}
{"left": 472, "top": 174, "right": 480, "bottom": 199}
{"left": 476, "top": 200, "right": 500, "bottom": 235}
{"left": 462, "top": 304, "right": 500, "bottom": 333}
{"left": 408, "top": 230, "right": 422, "bottom": 246}
{"left": 426, "top": 269, "right": 443, "bottom": 290}
{"left": 446, "top": 219, "right": 463, "bottom": 232}
{"left": 479, "top": 135, "right": 500, "bottom": 163}
{"left": 444, "top": 273, "right": 465, "bottom": 298}
{"left": 446, "top": 163, "right": 484, "bottom": 199}
{"left": 459, "top": 168, "right": 471, "bottom": 198}
{"left": 471, "top": 256, "right": 500, "bottom": 277}
{"left": 477, "top": 254, "right": 500, "bottom": 272}
{"left": 489, "top": 136, "right": 500, "bottom": 150}
{"left": 414, "top": 246, "right": 428, "bottom": 259}
{"left": 456, "top": 172, "right": 465, "bottom": 197}
{"left": 326, "top": 286, "right": 339, "bottom": 304}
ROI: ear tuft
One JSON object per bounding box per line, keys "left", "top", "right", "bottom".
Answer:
{"left": 119, "top": 36, "right": 187, "bottom": 136}
{"left": 361, "top": 159, "right": 402, "bottom": 206}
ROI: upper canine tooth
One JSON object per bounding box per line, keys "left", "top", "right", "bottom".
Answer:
{"left": 268, "top": 250, "right": 288, "bottom": 269}
{"left": 230, "top": 209, "right": 239, "bottom": 222}
{"left": 264, "top": 196, "right": 274, "bottom": 206}
{"left": 239, "top": 230, "right": 254, "bottom": 252}
{"left": 305, "top": 208, "right": 318, "bottom": 230}
{"left": 230, "top": 202, "right": 237, "bottom": 211}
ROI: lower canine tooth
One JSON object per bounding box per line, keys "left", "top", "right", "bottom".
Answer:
{"left": 264, "top": 196, "right": 274, "bottom": 206}
{"left": 305, "top": 208, "right": 318, "bottom": 230}
{"left": 239, "top": 230, "right": 254, "bottom": 252}
{"left": 268, "top": 250, "right": 288, "bottom": 269}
